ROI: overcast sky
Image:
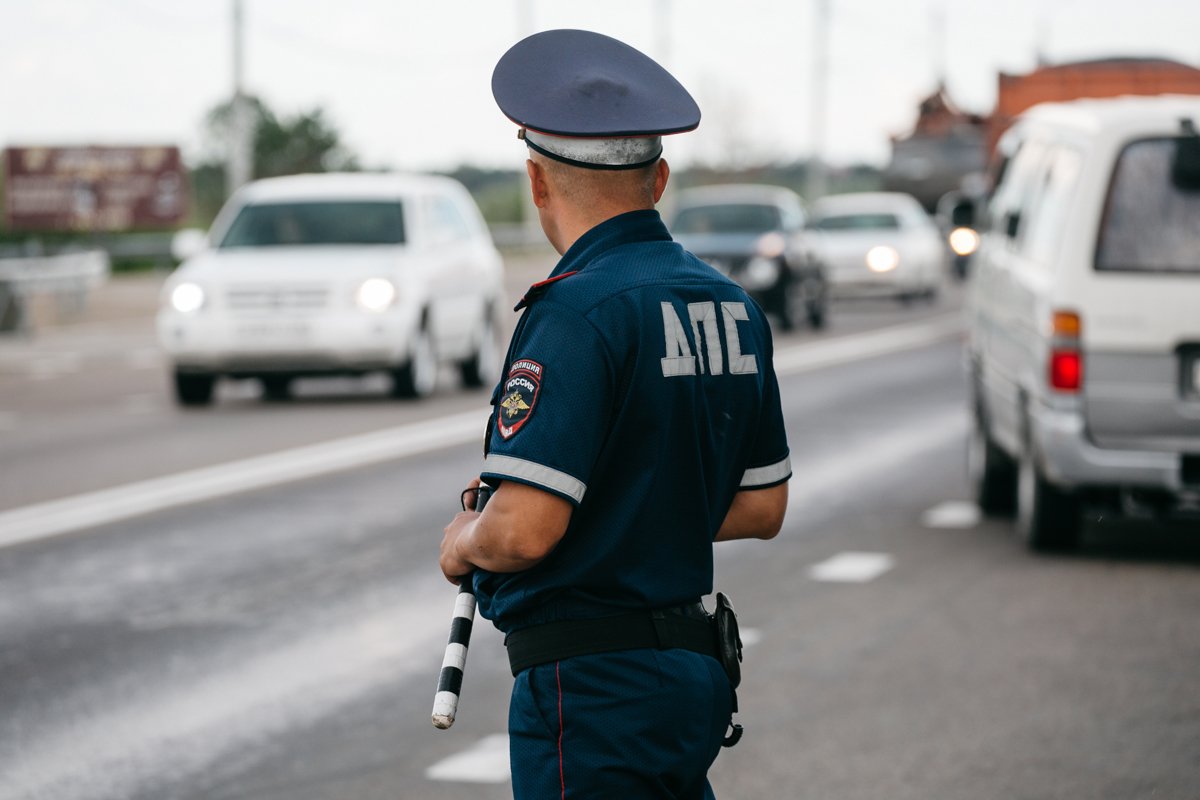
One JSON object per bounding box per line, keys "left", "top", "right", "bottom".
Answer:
{"left": 3, "top": 0, "right": 1199, "bottom": 173}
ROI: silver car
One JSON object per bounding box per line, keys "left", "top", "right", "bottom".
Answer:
{"left": 668, "top": 184, "right": 828, "bottom": 330}
{"left": 808, "top": 192, "right": 944, "bottom": 303}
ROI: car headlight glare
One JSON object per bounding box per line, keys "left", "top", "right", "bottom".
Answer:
{"left": 948, "top": 226, "right": 981, "bottom": 257}
{"left": 356, "top": 278, "right": 396, "bottom": 312}
{"left": 744, "top": 257, "right": 781, "bottom": 289}
{"left": 755, "top": 232, "right": 787, "bottom": 259}
{"left": 866, "top": 245, "right": 900, "bottom": 273}
{"left": 170, "top": 282, "right": 205, "bottom": 313}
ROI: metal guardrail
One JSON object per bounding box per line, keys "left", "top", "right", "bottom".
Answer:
{"left": 0, "top": 223, "right": 539, "bottom": 334}
{"left": 0, "top": 251, "right": 111, "bottom": 334}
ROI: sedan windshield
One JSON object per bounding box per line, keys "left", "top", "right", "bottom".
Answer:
{"left": 811, "top": 213, "right": 901, "bottom": 232}
{"left": 672, "top": 204, "right": 782, "bottom": 235}
{"left": 218, "top": 201, "right": 406, "bottom": 248}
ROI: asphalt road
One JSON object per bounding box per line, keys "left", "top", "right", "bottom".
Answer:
{"left": 1, "top": 265, "right": 1197, "bottom": 800}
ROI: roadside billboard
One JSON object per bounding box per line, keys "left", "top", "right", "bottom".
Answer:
{"left": 2, "top": 145, "right": 188, "bottom": 232}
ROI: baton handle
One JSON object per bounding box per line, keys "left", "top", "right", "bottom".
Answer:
{"left": 431, "top": 483, "right": 491, "bottom": 730}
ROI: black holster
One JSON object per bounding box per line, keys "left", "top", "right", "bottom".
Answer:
{"left": 712, "top": 592, "right": 745, "bottom": 747}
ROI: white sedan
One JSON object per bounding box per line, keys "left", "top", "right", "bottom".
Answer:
{"left": 158, "top": 173, "right": 505, "bottom": 406}
{"left": 808, "top": 192, "right": 944, "bottom": 302}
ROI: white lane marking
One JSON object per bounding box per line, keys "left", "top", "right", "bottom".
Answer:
{"left": 126, "top": 347, "right": 163, "bottom": 371}
{"left": 0, "top": 314, "right": 958, "bottom": 551}
{"left": 739, "top": 627, "right": 763, "bottom": 648}
{"left": 786, "top": 410, "right": 968, "bottom": 519}
{"left": 28, "top": 352, "right": 82, "bottom": 380}
{"left": 0, "top": 409, "right": 490, "bottom": 550}
{"left": 3, "top": 571, "right": 476, "bottom": 800}
{"left": 120, "top": 393, "right": 159, "bottom": 415}
{"left": 773, "top": 313, "right": 961, "bottom": 377}
{"left": 426, "top": 733, "right": 512, "bottom": 784}
{"left": 808, "top": 552, "right": 895, "bottom": 583}
{"left": 921, "top": 500, "right": 981, "bottom": 529}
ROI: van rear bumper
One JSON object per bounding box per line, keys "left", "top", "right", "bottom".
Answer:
{"left": 1032, "top": 403, "right": 1186, "bottom": 492}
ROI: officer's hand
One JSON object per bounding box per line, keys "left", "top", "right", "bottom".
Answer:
{"left": 440, "top": 511, "right": 478, "bottom": 585}
{"left": 459, "top": 476, "right": 484, "bottom": 511}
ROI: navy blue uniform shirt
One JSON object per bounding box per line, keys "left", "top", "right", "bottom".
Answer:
{"left": 476, "top": 209, "right": 790, "bottom": 632}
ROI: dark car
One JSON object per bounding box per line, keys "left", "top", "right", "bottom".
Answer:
{"left": 668, "top": 184, "right": 827, "bottom": 330}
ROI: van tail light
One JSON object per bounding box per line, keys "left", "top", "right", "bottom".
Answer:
{"left": 1049, "top": 310, "right": 1083, "bottom": 392}
{"left": 1050, "top": 349, "right": 1082, "bottom": 391}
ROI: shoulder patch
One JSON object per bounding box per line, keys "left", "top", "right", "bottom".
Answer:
{"left": 514, "top": 271, "right": 579, "bottom": 311}
{"left": 497, "top": 359, "right": 543, "bottom": 440}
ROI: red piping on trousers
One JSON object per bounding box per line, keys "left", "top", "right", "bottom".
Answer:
{"left": 556, "top": 661, "right": 565, "bottom": 799}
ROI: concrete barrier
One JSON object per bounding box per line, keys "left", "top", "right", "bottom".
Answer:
{"left": 0, "top": 251, "right": 111, "bottom": 333}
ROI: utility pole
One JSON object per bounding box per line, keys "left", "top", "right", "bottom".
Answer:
{"left": 655, "top": 0, "right": 672, "bottom": 68}
{"left": 932, "top": 4, "right": 947, "bottom": 87}
{"left": 227, "top": 0, "right": 254, "bottom": 198}
{"left": 517, "top": 0, "right": 540, "bottom": 246}
{"left": 807, "top": 0, "right": 830, "bottom": 201}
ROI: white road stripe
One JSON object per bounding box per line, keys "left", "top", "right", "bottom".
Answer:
{"left": 0, "top": 409, "right": 490, "bottom": 549}
{"left": 808, "top": 552, "right": 895, "bottom": 583}
{"left": 773, "top": 314, "right": 961, "bottom": 377}
{"left": 126, "top": 347, "right": 163, "bottom": 370}
{"left": 4, "top": 571, "right": 471, "bottom": 799}
{"left": 0, "top": 314, "right": 962, "bottom": 551}
{"left": 786, "top": 410, "right": 968, "bottom": 519}
{"left": 739, "top": 627, "right": 763, "bottom": 648}
{"left": 426, "top": 733, "right": 512, "bottom": 784}
{"left": 120, "top": 393, "right": 159, "bottom": 415}
{"left": 921, "top": 500, "right": 982, "bottom": 529}
{"left": 28, "top": 352, "right": 82, "bottom": 380}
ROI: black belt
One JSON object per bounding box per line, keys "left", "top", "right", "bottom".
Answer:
{"left": 504, "top": 603, "right": 717, "bottom": 676}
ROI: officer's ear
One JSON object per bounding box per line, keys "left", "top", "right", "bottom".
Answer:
{"left": 652, "top": 159, "right": 670, "bottom": 204}
{"left": 526, "top": 159, "right": 551, "bottom": 209}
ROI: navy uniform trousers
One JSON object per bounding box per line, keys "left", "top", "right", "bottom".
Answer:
{"left": 509, "top": 648, "right": 733, "bottom": 799}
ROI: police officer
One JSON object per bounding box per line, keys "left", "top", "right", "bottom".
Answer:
{"left": 439, "top": 29, "right": 790, "bottom": 799}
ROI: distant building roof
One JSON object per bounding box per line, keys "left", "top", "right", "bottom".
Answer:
{"left": 988, "top": 56, "right": 1200, "bottom": 153}
{"left": 884, "top": 84, "right": 987, "bottom": 210}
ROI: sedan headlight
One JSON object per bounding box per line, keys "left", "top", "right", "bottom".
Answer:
{"left": 355, "top": 278, "right": 397, "bottom": 312}
{"left": 169, "top": 282, "right": 205, "bottom": 313}
{"left": 743, "top": 257, "right": 781, "bottom": 290}
{"left": 948, "top": 226, "right": 980, "bottom": 257}
{"left": 755, "top": 232, "right": 787, "bottom": 259}
{"left": 866, "top": 245, "right": 900, "bottom": 273}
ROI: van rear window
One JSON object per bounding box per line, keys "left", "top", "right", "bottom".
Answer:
{"left": 1095, "top": 138, "right": 1200, "bottom": 274}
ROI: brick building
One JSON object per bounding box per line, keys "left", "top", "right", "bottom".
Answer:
{"left": 986, "top": 57, "right": 1200, "bottom": 154}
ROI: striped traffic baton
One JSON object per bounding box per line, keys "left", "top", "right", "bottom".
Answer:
{"left": 431, "top": 483, "right": 492, "bottom": 730}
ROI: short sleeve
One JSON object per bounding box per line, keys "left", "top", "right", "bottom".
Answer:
{"left": 740, "top": 345, "right": 791, "bottom": 490}
{"left": 481, "top": 301, "right": 614, "bottom": 505}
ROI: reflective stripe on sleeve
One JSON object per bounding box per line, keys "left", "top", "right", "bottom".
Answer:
{"left": 740, "top": 456, "right": 792, "bottom": 488}
{"left": 483, "top": 454, "right": 587, "bottom": 504}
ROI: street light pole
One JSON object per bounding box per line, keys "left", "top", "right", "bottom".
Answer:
{"left": 227, "top": 0, "right": 253, "bottom": 198}
{"left": 517, "top": 0, "right": 540, "bottom": 246}
{"left": 807, "top": 0, "right": 830, "bottom": 202}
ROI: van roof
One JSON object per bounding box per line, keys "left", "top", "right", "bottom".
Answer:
{"left": 1021, "top": 94, "right": 1200, "bottom": 138}
{"left": 236, "top": 172, "right": 458, "bottom": 203}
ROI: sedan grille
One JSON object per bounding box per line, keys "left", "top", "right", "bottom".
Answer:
{"left": 226, "top": 286, "right": 330, "bottom": 312}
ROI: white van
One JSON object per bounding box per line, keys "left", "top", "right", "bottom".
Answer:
{"left": 965, "top": 95, "right": 1200, "bottom": 549}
